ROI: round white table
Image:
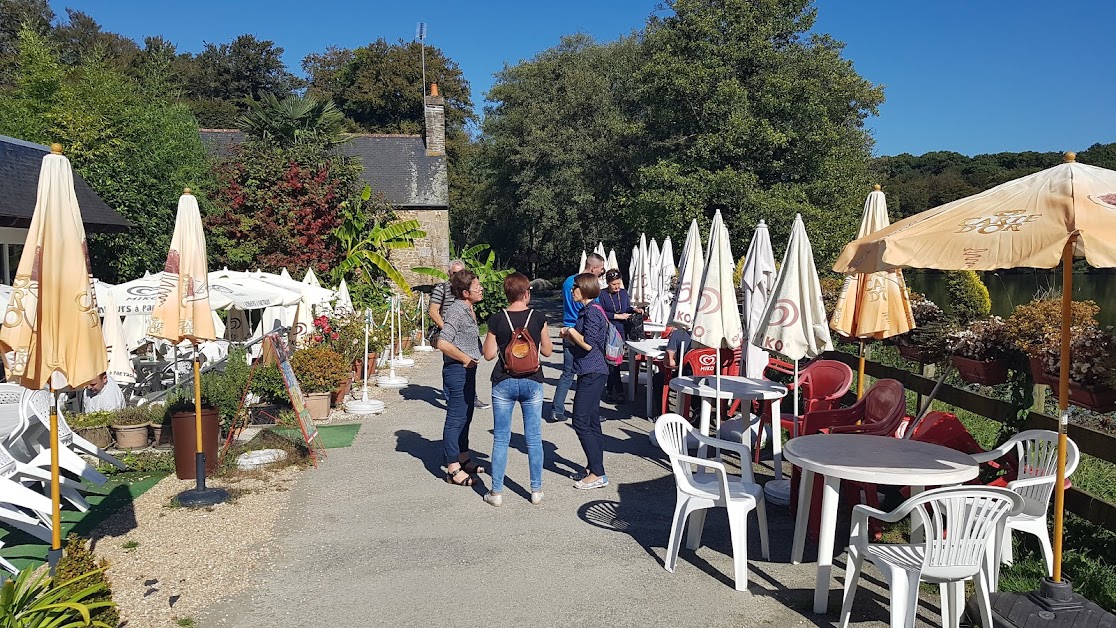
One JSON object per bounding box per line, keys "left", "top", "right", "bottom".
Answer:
{"left": 668, "top": 375, "right": 787, "bottom": 462}
{"left": 783, "top": 434, "right": 980, "bottom": 614}
{"left": 625, "top": 338, "right": 667, "bottom": 418}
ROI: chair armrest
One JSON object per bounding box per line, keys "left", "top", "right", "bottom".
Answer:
{"left": 970, "top": 441, "right": 1014, "bottom": 464}
{"left": 675, "top": 454, "right": 732, "bottom": 496}
{"left": 692, "top": 431, "right": 751, "bottom": 460}
{"left": 851, "top": 503, "right": 898, "bottom": 523}
{"left": 1006, "top": 476, "right": 1054, "bottom": 491}
{"left": 801, "top": 406, "right": 862, "bottom": 435}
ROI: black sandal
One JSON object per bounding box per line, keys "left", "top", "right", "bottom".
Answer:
{"left": 459, "top": 460, "right": 486, "bottom": 475}
{"left": 445, "top": 468, "right": 474, "bottom": 486}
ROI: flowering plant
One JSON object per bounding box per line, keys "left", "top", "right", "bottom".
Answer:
{"left": 947, "top": 316, "right": 1014, "bottom": 362}
{"left": 290, "top": 346, "right": 350, "bottom": 393}
{"left": 307, "top": 315, "right": 340, "bottom": 345}
{"left": 1039, "top": 325, "right": 1116, "bottom": 388}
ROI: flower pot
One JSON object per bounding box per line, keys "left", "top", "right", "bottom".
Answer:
{"left": 331, "top": 378, "right": 352, "bottom": 407}
{"left": 1068, "top": 381, "right": 1116, "bottom": 413}
{"left": 353, "top": 353, "right": 377, "bottom": 379}
{"left": 400, "top": 336, "right": 413, "bottom": 351}
{"left": 151, "top": 424, "right": 172, "bottom": 447}
{"left": 951, "top": 355, "right": 1009, "bottom": 386}
{"left": 171, "top": 408, "right": 220, "bottom": 480}
{"left": 304, "top": 392, "right": 332, "bottom": 421}
{"left": 897, "top": 343, "right": 931, "bottom": 363}
{"left": 74, "top": 426, "right": 111, "bottom": 450}
{"left": 110, "top": 423, "right": 150, "bottom": 450}
{"left": 1028, "top": 356, "right": 1057, "bottom": 386}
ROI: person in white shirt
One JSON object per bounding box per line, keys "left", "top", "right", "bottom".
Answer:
{"left": 82, "top": 372, "right": 125, "bottom": 412}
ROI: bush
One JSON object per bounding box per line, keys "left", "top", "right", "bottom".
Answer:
{"left": 1039, "top": 325, "right": 1116, "bottom": 387}
{"left": 944, "top": 270, "right": 991, "bottom": 324}
{"left": 68, "top": 411, "right": 114, "bottom": 428}
{"left": 54, "top": 534, "right": 119, "bottom": 627}
{"left": 1004, "top": 298, "right": 1100, "bottom": 358}
{"left": 947, "top": 316, "right": 1016, "bottom": 362}
{"left": 251, "top": 364, "right": 288, "bottom": 404}
{"left": 200, "top": 346, "right": 251, "bottom": 429}
{"left": 290, "top": 347, "right": 348, "bottom": 394}
{"left": 819, "top": 276, "right": 845, "bottom": 319}
{"left": 0, "top": 563, "right": 115, "bottom": 628}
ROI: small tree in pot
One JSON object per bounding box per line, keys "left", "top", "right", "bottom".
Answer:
{"left": 290, "top": 346, "right": 348, "bottom": 420}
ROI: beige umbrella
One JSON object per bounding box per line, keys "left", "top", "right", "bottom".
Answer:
{"left": 224, "top": 309, "right": 251, "bottom": 343}
{"left": 0, "top": 144, "right": 107, "bottom": 558}
{"left": 835, "top": 152, "right": 1116, "bottom": 590}
{"left": 100, "top": 290, "right": 135, "bottom": 384}
{"left": 667, "top": 219, "right": 704, "bottom": 331}
{"left": 831, "top": 185, "right": 915, "bottom": 396}
{"left": 148, "top": 188, "right": 225, "bottom": 506}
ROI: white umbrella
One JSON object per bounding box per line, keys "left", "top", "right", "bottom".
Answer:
{"left": 667, "top": 219, "right": 704, "bottom": 331}
{"left": 607, "top": 249, "right": 619, "bottom": 274}
{"left": 651, "top": 237, "right": 676, "bottom": 324}
{"left": 740, "top": 220, "right": 777, "bottom": 379}
{"left": 252, "top": 270, "right": 336, "bottom": 305}
{"left": 648, "top": 238, "right": 661, "bottom": 318}
{"left": 628, "top": 246, "right": 638, "bottom": 291}
{"left": 579, "top": 250, "right": 587, "bottom": 274}
{"left": 631, "top": 234, "right": 651, "bottom": 306}
{"left": 595, "top": 242, "right": 606, "bottom": 260}
{"left": 280, "top": 268, "right": 292, "bottom": 280}
{"left": 303, "top": 267, "right": 322, "bottom": 288}
{"left": 100, "top": 290, "right": 135, "bottom": 384}
{"left": 335, "top": 278, "right": 355, "bottom": 316}
{"left": 209, "top": 270, "right": 299, "bottom": 310}
{"left": 225, "top": 308, "right": 251, "bottom": 343}
{"left": 121, "top": 313, "right": 151, "bottom": 351}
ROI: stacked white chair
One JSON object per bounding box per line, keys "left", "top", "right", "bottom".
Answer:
{"left": 654, "top": 413, "right": 770, "bottom": 591}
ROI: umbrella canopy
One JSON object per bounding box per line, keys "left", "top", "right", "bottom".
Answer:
{"left": 831, "top": 187, "right": 915, "bottom": 341}
{"left": 631, "top": 234, "right": 651, "bottom": 306}
{"left": 667, "top": 220, "right": 704, "bottom": 331}
{"left": 0, "top": 147, "right": 107, "bottom": 389}
{"left": 149, "top": 191, "right": 217, "bottom": 344}
{"left": 607, "top": 249, "right": 619, "bottom": 274}
{"left": 579, "top": 250, "right": 587, "bottom": 274}
{"left": 740, "top": 220, "right": 778, "bottom": 378}
{"left": 335, "top": 278, "right": 355, "bottom": 316}
{"left": 100, "top": 290, "right": 135, "bottom": 384}
{"left": 692, "top": 210, "right": 743, "bottom": 350}
{"left": 210, "top": 270, "right": 299, "bottom": 309}
{"left": 595, "top": 242, "right": 606, "bottom": 260}
{"left": 755, "top": 214, "right": 833, "bottom": 361}
{"left": 303, "top": 267, "right": 322, "bottom": 287}
{"left": 628, "top": 246, "right": 638, "bottom": 289}
{"left": 280, "top": 268, "right": 292, "bottom": 280}
{"left": 650, "top": 237, "right": 675, "bottom": 324}
{"left": 224, "top": 309, "right": 252, "bottom": 343}
{"left": 252, "top": 271, "right": 336, "bottom": 305}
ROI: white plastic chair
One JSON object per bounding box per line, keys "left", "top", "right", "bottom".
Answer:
{"left": 0, "top": 444, "right": 56, "bottom": 544}
{"left": 838, "top": 486, "right": 1023, "bottom": 628}
{"left": 970, "top": 429, "right": 1078, "bottom": 579}
{"left": 19, "top": 390, "right": 109, "bottom": 487}
{"left": 0, "top": 383, "right": 29, "bottom": 446}
{"left": 654, "top": 413, "right": 770, "bottom": 591}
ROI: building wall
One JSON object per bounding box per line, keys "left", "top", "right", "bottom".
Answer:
{"left": 393, "top": 207, "right": 450, "bottom": 289}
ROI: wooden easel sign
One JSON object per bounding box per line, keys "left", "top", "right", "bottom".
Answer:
{"left": 263, "top": 333, "right": 327, "bottom": 466}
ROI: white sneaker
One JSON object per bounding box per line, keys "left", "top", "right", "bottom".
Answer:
{"left": 483, "top": 491, "right": 503, "bottom": 507}
{"left": 573, "top": 476, "right": 609, "bottom": 490}
{"left": 530, "top": 490, "right": 544, "bottom": 505}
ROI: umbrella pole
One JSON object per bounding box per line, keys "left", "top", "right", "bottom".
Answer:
{"left": 177, "top": 343, "right": 228, "bottom": 507}
{"left": 857, "top": 341, "right": 866, "bottom": 399}
{"left": 47, "top": 386, "right": 62, "bottom": 568}
{"left": 793, "top": 359, "right": 800, "bottom": 419}
{"left": 363, "top": 308, "right": 370, "bottom": 398}
{"left": 1053, "top": 237, "right": 1075, "bottom": 583}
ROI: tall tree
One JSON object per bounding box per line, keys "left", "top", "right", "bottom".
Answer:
{"left": 0, "top": 0, "right": 52, "bottom": 85}
{"left": 50, "top": 8, "right": 138, "bottom": 68}
{"left": 184, "top": 34, "right": 301, "bottom": 126}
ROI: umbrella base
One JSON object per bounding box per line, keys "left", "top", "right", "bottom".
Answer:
{"left": 966, "top": 579, "right": 1116, "bottom": 627}
{"left": 176, "top": 487, "right": 229, "bottom": 508}
{"left": 413, "top": 345, "right": 435, "bottom": 352}
{"left": 391, "top": 357, "right": 415, "bottom": 368}
{"left": 376, "top": 374, "right": 408, "bottom": 389}
{"left": 345, "top": 399, "right": 385, "bottom": 415}
{"left": 764, "top": 479, "right": 792, "bottom": 506}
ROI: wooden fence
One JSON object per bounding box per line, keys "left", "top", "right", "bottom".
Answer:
{"left": 823, "top": 350, "right": 1116, "bottom": 531}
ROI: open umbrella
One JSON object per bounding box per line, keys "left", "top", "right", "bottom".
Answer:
{"left": 835, "top": 153, "right": 1116, "bottom": 612}
{"left": 0, "top": 144, "right": 107, "bottom": 561}
{"left": 667, "top": 219, "right": 704, "bottom": 331}
{"left": 100, "top": 290, "right": 135, "bottom": 385}
{"left": 740, "top": 220, "right": 777, "bottom": 379}
{"left": 831, "top": 185, "right": 915, "bottom": 397}
{"left": 148, "top": 189, "right": 226, "bottom": 507}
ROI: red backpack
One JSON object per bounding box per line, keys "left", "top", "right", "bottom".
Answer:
{"left": 502, "top": 310, "right": 540, "bottom": 376}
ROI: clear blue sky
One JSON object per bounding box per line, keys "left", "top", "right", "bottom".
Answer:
{"left": 51, "top": 0, "right": 1115, "bottom": 157}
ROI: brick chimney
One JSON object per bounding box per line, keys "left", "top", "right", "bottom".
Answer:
{"left": 424, "top": 83, "right": 446, "bottom": 157}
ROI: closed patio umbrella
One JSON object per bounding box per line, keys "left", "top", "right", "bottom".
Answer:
{"left": 835, "top": 153, "right": 1116, "bottom": 606}
{"left": 652, "top": 237, "right": 676, "bottom": 324}
{"left": 335, "top": 278, "right": 355, "bottom": 316}
{"left": 303, "top": 267, "right": 322, "bottom": 288}
{"left": 740, "top": 220, "right": 777, "bottom": 379}
{"left": 607, "top": 249, "right": 619, "bottom": 275}
{"left": 100, "top": 290, "right": 135, "bottom": 385}
{"left": 667, "top": 219, "right": 704, "bottom": 331}
{"left": 148, "top": 189, "right": 226, "bottom": 507}
{"left": 224, "top": 309, "right": 251, "bottom": 343}
{"left": 579, "top": 250, "right": 587, "bottom": 275}
{"left": 0, "top": 144, "right": 108, "bottom": 560}
{"left": 831, "top": 185, "right": 915, "bottom": 397}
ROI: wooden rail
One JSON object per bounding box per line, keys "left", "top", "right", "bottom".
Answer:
{"left": 822, "top": 350, "right": 1116, "bottom": 531}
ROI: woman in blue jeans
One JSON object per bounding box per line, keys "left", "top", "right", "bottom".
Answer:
{"left": 565, "top": 272, "right": 611, "bottom": 490}
{"left": 481, "top": 272, "right": 554, "bottom": 506}
{"left": 435, "top": 269, "right": 486, "bottom": 486}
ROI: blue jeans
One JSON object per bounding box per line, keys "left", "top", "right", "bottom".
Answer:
{"left": 442, "top": 362, "right": 477, "bottom": 464}
{"left": 552, "top": 336, "right": 576, "bottom": 417}
{"left": 490, "top": 377, "right": 544, "bottom": 492}
{"left": 572, "top": 372, "right": 608, "bottom": 477}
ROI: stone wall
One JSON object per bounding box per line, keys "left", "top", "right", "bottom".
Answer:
{"left": 393, "top": 207, "right": 449, "bottom": 289}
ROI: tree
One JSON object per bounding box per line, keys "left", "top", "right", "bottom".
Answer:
{"left": 0, "top": 0, "right": 52, "bottom": 84}
{"left": 184, "top": 34, "right": 301, "bottom": 126}
{"left": 51, "top": 8, "right": 137, "bottom": 68}
{"left": 238, "top": 92, "right": 346, "bottom": 148}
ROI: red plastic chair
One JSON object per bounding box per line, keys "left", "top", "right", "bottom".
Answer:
{"left": 790, "top": 379, "right": 908, "bottom": 541}
{"left": 659, "top": 347, "right": 738, "bottom": 421}
{"left": 751, "top": 360, "right": 853, "bottom": 464}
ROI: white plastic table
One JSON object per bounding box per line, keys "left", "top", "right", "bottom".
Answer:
{"left": 668, "top": 375, "right": 787, "bottom": 461}
{"left": 625, "top": 338, "right": 667, "bottom": 418}
{"left": 784, "top": 434, "right": 979, "bottom": 614}
{"left": 643, "top": 321, "right": 667, "bottom": 336}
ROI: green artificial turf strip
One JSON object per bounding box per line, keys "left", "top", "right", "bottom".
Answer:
{"left": 271, "top": 423, "right": 360, "bottom": 449}
{"left": 0, "top": 471, "right": 166, "bottom": 571}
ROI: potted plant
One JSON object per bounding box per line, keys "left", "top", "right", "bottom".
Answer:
{"left": 1039, "top": 325, "right": 1116, "bottom": 413}
{"left": 947, "top": 316, "right": 1014, "bottom": 385}
{"left": 165, "top": 391, "right": 221, "bottom": 480}
{"left": 67, "top": 411, "right": 113, "bottom": 449}
{"left": 149, "top": 404, "right": 172, "bottom": 447}
{"left": 109, "top": 406, "right": 151, "bottom": 450}
{"left": 291, "top": 346, "right": 349, "bottom": 420}
{"left": 895, "top": 293, "right": 951, "bottom": 363}
{"left": 1005, "top": 298, "right": 1100, "bottom": 386}
{"left": 200, "top": 347, "right": 251, "bottom": 432}
{"left": 249, "top": 363, "right": 289, "bottom": 424}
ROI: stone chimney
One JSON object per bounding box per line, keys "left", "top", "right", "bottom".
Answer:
{"left": 424, "top": 83, "right": 446, "bottom": 157}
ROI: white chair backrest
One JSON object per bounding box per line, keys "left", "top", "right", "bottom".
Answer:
{"left": 1008, "top": 430, "right": 1079, "bottom": 508}
{"left": 0, "top": 444, "right": 15, "bottom": 480}
{"left": 655, "top": 413, "right": 705, "bottom": 489}
{"left": 0, "top": 383, "right": 26, "bottom": 440}
{"left": 909, "top": 487, "right": 1023, "bottom": 580}
{"left": 22, "top": 389, "right": 72, "bottom": 446}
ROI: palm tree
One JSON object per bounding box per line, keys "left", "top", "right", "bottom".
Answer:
{"left": 238, "top": 93, "right": 346, "bottom": 147}
{"left": 332, "top": 187, "right": 426, "bottom": 294}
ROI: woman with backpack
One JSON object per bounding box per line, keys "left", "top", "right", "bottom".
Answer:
{"left": 564, "top": 272, "right": 613, "bottom": 490}
{"left": 481, "top": 272, "right": 554, "bottom": 506}
{"left": 598, "top": 269, "right": 642, "bottom": 403}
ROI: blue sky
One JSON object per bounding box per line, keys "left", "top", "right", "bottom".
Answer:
{"left": 50, "top": 0, "right": 1115, "bottom": 157}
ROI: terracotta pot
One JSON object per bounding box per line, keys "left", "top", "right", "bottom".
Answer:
{"left": 950, "top": 355, "right": 1009, "bottom": 386}
{"left": 1028, "top": 356, "right": 1058, "bottom": 386}
{"left": 331, "top": 378, "right": 352, "bottom": 407}
{"left": 74, "top": 426, "right": 111, "bottom": 450}
{"left": 1068, "top": 381, "right": 1116, "bottom": 413}
{"left": 110, "top": 423, "right": 149, "bottom": 450}
{"left": 171, "top": 408, "right": 220, "bottom": 480}
{"left": 400, "top": 336, "right": 413, "bottom": 351}
{"left": 151, "top": 424, "right": 172, "bottom": 447}
{"left": 353, "top": 353, "right": 377, "bottom": 379}
{"left": 305, "top": 392, "right": 331, "bottom": 421}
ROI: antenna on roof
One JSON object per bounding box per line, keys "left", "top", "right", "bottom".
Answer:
{"left": 416, "top": 22, "right": 428, "bottom": 100}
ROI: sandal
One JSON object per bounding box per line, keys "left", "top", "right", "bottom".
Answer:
{"left": 459, "top": 459, "right": 486, "bottom": 475}
{"left": 445, "top": 468, "right": 474, "bottom": 486}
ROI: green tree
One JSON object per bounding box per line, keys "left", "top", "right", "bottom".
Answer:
{"left": 183, "top": 34, "right": 301, "bottom": 126}
{"left": 0, "top": 0, "right": 52, "bottom": 84}
{"left": 945, "top": 270, "right": 991, "bottom": 324}
{"left": 238, "top": 92, "right": 346, "bottom": 148}
{"left": 51, "top": 8, "right": 137, "bottom": 68}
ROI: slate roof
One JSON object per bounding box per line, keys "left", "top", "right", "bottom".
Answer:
{"left": 199, "top": 130, "right": 448, "bottom": 208}
{"left": 0, "top": 135, "right": 130, "bottom": 232}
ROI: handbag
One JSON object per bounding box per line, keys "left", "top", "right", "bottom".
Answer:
{"left": 625, "top": 310, "right": 646, "bottom": 341}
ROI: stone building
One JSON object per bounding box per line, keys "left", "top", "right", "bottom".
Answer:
{"left": 199, "top": 85, "right": 450, "bottom": 289}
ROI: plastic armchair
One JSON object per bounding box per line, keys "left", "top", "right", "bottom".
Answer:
{"left": 654, "top": 413, "right": 770, "bottom": 591}
{"left": 800, "top": 378, "right": 906, "bottom": 437}
{"left": 19, "top": 390, "right": 109, "bottom": 487}
{"left": 838, "top": 486, "right": 1023, "bottom": 628}
{"left": 750, "top": 360, "right": 853, "bottom": 464}
{"left": 970, "top": 429, "right": 1078, "bottom": 580}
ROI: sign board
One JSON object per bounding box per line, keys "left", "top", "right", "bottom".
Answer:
{"left": 262, "top": 333, "right": 322, "bottom": 456}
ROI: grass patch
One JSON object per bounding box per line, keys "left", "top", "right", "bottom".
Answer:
{"left": 176, "top": 618, "right": 196, "bottom": 627}
{"left": 122, "top": 540, "right": 139, "bottom": 551}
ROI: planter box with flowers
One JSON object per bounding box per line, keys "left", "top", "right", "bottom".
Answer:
{"left": 290, "top": 346, "right": 349, "bottom": 420}
{"left": 947, "top": 316, "right": 1014, "bottom": 386}
{"left": 1039, "top": 325, "right": 1116, "bottom": 413}
{"left": 894, "top": 292, "right": 953, "bottom": 365}
{"left": 1005, "top": 297, "right": 1101, "bottom": 389}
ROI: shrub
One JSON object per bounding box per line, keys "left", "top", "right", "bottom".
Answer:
{"left": 251, "top": 364, "right": 288, "bottom": 404}
{"left": 0, "top": 563, "right": 115, "bottom": 628}
{"left": 110, "top": 406, "right": 152, "bottom": 426}
{"left": 947, "top": 316, "right": 1016, "bottom": 362}
{"left": 1004, "top": 298, "right": 1100, "bottom": 358}
{"left": 53, "top": 534, "right": 119, "bottom": 627}
{"left": 200, "top": 346, "right": 251, "bottom": 429}
{"left": 819, "top": 276, "right": 844, "bottom": 319}
{"left": 944, "top": 270, "right": 991, "bottom": 324}
{"left": 290, "top": 347, "right": 348, "bottom": 393}
{"left": 1039, "top": 325, "right": 1116, "bottom": 387}
{"left": 67, "top": 411, "right": 114, "bottom": 428}
{"left": 896, "top": 292, "right": 955, "bottom": 361}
